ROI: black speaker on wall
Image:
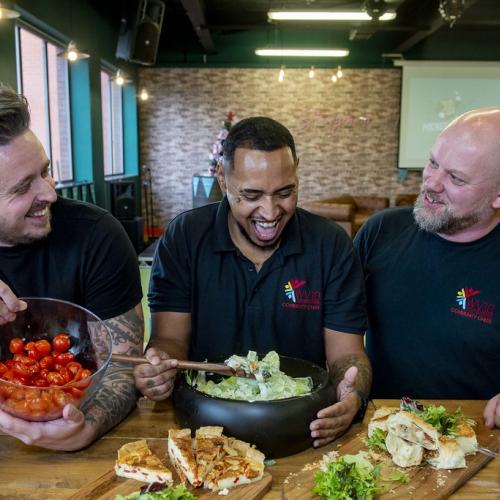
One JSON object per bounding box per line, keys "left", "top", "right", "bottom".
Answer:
{"left": 120, "top": 217, "right": 145, "bottom": 254}
{"left": 116, "top": 0, "right": 165, "bottom": 66}
{"left": 110, "top": 181, "right": 136, "bottom": 220}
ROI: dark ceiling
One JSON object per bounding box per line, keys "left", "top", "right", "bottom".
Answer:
{"left": 90, "top": 0, "right": 500, "bottom": 67}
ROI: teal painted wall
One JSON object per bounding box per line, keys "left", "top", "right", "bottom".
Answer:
{"left": 0, "top": 0, "right": 140, "bottom": 211}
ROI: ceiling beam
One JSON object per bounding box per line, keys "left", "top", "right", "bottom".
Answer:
{"left": 179, "top": 0, "right": 216, "bottom": 54}
{"left": 395, "top": 0, "right": 480, "bottom": 53}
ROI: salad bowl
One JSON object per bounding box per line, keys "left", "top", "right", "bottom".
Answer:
{"left": 172, "top": 354, "right": 335, "bottom": 458}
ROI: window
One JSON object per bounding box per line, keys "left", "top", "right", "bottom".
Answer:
{"left": 17, "top": 27, "right": 73, "bottom": 183}
{"left": 100, "top": 70, "right": 124, "bottom": 176}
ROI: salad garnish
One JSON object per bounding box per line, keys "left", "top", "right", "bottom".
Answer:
{"left": 400, "top": 397, "right": 475, "bottom": 436}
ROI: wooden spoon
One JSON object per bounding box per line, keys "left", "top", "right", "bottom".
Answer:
{"left": 111, "top": 354, "right": 255, "bottom": 378}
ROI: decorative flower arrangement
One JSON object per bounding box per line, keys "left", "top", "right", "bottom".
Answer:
{"left": 208, "top": 111, "right": 234, "bottom": 175}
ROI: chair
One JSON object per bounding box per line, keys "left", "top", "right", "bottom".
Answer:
{"left": 300, "top": 201, "right": 355, "bottom": 237}
{"left": 303, "top": 195, "right": 390, "bottom": 235}
{"left": 395, "top": 193, "right": 418, "bottom": 207}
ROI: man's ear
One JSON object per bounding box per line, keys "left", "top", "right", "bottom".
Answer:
{"left": 215, "top": 162, "right": 226, "bottom": 193}
{"left": 493, "top": 191, "right": 500, "bottom": 209}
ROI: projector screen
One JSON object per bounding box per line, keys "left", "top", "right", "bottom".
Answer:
{"left": 397, "top": 61, "right": 500, "bottom": 170}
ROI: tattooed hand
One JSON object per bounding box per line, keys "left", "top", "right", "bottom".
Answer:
{"left": 133, "top": 347, "right": 179, "bottom": 401}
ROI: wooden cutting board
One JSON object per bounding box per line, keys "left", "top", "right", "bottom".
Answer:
{"left": 68, "top": 439, "right": 272, "bottom": 500}
{"left": 282, "top": 424, "right": 498, "bottom": 500}
{"left": 71, "top": 470, "right": 272, "bottom": 499}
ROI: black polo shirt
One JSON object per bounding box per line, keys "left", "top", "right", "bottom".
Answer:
{"left": 149, "top": 198, "right": 366, "bottom": 367}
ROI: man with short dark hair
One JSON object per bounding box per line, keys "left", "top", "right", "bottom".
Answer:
{"left": 0, "top": 85, "right": 144, "bottom": 450}
{"left": 134, "top": 116, "right": 371, "bottom": 448}
{"left": 354, "top": 108, "right": 500, "bottom": 428}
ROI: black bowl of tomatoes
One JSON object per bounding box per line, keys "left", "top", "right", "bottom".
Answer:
{"left": 0, "top": 297, "right": 112, "bottom": 421}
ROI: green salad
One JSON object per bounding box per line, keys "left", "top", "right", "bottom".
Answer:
{"left": 402, "top": 400, "right": 475, "bottom": 436}
{"left": 363, "top": 428, "right": 387, "bottom": 452}
{"left": 313, "top": 452, "right": 409, "bottom": 500}
{"left": 314, "top": 453, "right": 381, "bottom": 500}
{"left": 189, "top": 351, "right": 312, "bottom": 401}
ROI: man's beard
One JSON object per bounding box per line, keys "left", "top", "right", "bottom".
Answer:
{"left": 413, "top": 191, "right": 494, "bottom": 235}
{"left": 236, "top": 221, "right": 281, "bottom": 251}
{"left": 0, "top": 209, "right": 52, "bottom": 246}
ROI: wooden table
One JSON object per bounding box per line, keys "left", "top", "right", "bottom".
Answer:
{"left": 0, "top": 399, "right": 498, "bottom": 499}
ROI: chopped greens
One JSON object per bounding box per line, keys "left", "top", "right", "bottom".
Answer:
{"left": 191, "top": 351, "right": 312, "bottom": 401}
{"left": 115, "top": 483, "right": 196, "bottom": 500}
{"left": 364, "top": 428, "right": 387, "bottom": 452}
{"left": 402, "top": 401, "right": 475, "bottom": 436}
{"left": 313, "top": 453, "right": 381, "bottom": 500}
{"left": 313, "top": 452, "right": 410, "bottom": 499}
{"left": 385, "top": 469, "right": 410, "bottom": 484}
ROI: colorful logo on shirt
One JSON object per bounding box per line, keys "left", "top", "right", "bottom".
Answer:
{"left": 283, "top": 279, "right": 321, "bottom": 311}
{"left": 451, "top": 287, "right": 496, "bottom": 324}
{"left": 284, "top": 279, "right": 306, "bottom": 303}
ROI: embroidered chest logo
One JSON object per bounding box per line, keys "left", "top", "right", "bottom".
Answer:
{"left": 283, "top": 279, "right": 321, "bottom": 311}
{"left": 451, "top": 287, "right": 496, "bottom": 325}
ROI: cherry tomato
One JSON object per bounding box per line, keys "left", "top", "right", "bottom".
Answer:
{"left": 57, "top": 366, "right": 72, "bottom": 384}
{"left": 13, "top": 362, "right": 34, "bottom": 379}
{"left": 0, "top": 362, "right": 7, "bottom": 377}
{"left": 9, "top": 338, "right": 25, "bottom": 354}
{"left": 66, "top": 361, "right": 83, "bottom": 377}
{"left": 75, "top": 368, "right": 92, "bottom": 381}
{"left": 13, "top": 353, "right": 36, "bottom": 366}
{"left": 34, "top": 339, "right": 52, "bottom": 357}
{"left": 65, "top": 387, "right": 85, "bottom": 399}
{"left": 39, "top": 355, "right": 55, "bottom": 371}
{"left": 27, "top": 349, "right": 43, "bottom": 361}
{"left": 32, "top": 378, "right": 49, "bottom": 387}
{"left": 52, "top": 334, "right": 71, "bottom": 352}
{"left": 54, "top": 352, "right": 75, "bottom": 367}
{"left": 46, "top": 372, "right": 65, "bottom": 386}
{"left": 51, "top": 388, "right": 70, "bottom": 408}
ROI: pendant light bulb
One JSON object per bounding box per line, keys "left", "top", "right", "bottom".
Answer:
{"left": 139, "top": 88, "right": 149, "bottom": 101}
{"left": 278, "top": 66, "right": 285, "bottom": 82}
{"left": 337, "top": 65, "right": 343, "bottom": 78}
{"left": 309, "top": 66, "right": 315, "bottom": 79}
{"left": 331, "top": 74, "right": 338, "bottom": 83}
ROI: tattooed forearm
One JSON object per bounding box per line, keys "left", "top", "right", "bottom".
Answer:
{"left": 329, "top": 352, "right": 372, "bottom": 397}
{"left": 106, "top": 305, "right": 144, "bottom": 356}
{"left": 83, "top": 304, "right": 144, "bottom": 436}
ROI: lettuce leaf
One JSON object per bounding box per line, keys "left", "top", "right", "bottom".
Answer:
{"left": 191, "top": 351, "right": 312, "bottom": 401}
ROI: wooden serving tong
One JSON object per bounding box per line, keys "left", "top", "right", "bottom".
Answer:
{"left": 111, "top": 354, "right": 254, "bottom": 379}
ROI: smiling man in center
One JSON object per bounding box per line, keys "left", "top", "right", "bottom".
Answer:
{"left": 134, "top": 116, "right": 371, "bottom": 447}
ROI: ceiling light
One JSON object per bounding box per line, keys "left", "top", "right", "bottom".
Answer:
{"left": 268, "top": 10, "right": 396, "bottom": 22}
{"left": 256, "top": 49, "right": 349, "bottom": 58}
{"left": 363, "top": 0, "right": 391, "bottom": 21}
{"left": 309, "top": 66, "right": 315, "bottom": 78}
{"left": 0, "top": 2, "right": 20, "bottom": 19}
{"left": 112, "top": 70, "right": 131, "bottom": 86}
{"left": 59, "top": 41, "right": 89, "bottom": 61}
{"left": 439, "top": 0, "right": 465, "bottom": 27}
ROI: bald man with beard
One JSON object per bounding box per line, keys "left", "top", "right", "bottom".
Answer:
{"left": 354, "top": 108, "right": 500, "bottom": 429}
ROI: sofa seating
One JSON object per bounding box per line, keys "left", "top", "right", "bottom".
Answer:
{"left": 300, "top": 201, "right": 355, "bottom": 237}
{"left": 306, "top": 195, "right": 390, "bottom": 234}
{"left": 395, "top": 193, "right": 418, "bottom": 207}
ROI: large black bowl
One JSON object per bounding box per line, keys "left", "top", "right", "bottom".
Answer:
{"left": 172, "top": 355, "right": 335, "bottom": 458}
